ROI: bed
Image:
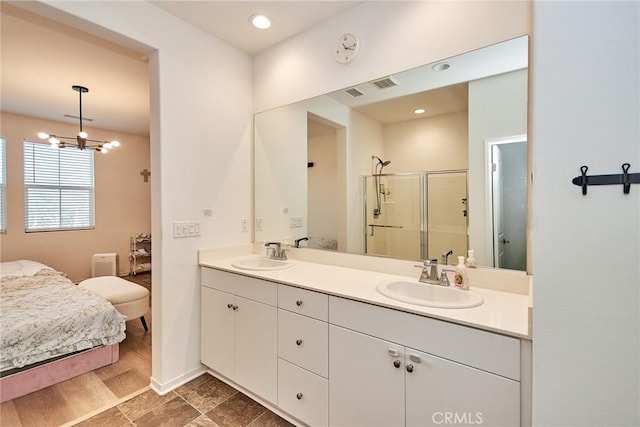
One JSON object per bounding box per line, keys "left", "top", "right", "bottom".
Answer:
{"left": 0, "top": 260, "right": 126, "bottom": 402}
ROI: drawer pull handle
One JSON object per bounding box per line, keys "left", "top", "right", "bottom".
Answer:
{"left": 296, "top": 339, "right": 303, "bottom": 346}
{"left": 406, "top": 364, "right": 414, "bottom": 373}
{"left": 296, "top": 393, "right": 303, "bottom": 400}
{"left": 296, "top": 300, "right": 303, "bottom": 306}
{"left": 393, "top": 360, "right": 401, "bottom": 368}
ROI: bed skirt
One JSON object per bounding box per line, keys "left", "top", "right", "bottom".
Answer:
{"left": 0, "top": 343, "right": 119, "bottom": 403}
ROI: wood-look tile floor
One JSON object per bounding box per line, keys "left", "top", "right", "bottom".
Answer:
{"left": 73, "top": 373, "right": 295, "bottom": 427}
{"left": 1, "top": 273, "right": 294, "bottom": 427}
{"left": 0, "top": 274, "right": 152, "bottom": 427}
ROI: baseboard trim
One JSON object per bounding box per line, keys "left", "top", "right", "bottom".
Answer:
{"left": 149, "top": 365, "right": 206, "bottom": 395}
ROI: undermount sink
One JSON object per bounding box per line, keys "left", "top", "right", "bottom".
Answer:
{"left": 376, "top": 280, "right": 483, "bottom": 309}
{"left": 231, "top": 256, "right": 293, "bottom": 271}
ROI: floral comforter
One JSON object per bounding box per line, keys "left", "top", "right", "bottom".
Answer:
{"left": 1, "top": 263, "right": 126, "bottom": 372}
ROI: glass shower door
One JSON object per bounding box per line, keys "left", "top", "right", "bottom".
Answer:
{"left": 425, "top": 172, "right": 468, "bottom": 264}
{"left": 364, "top": 174, "right": 421, "bottom": 260}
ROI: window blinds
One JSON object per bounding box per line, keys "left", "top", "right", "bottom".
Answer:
{"left": 23, "top": 141, "right": 95, "bottom": 231}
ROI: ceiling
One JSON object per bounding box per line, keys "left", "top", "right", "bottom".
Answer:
{"left": 1, "top": 1, "right": 361, "bottom": 138}
{"left": 149, "top": 1, "right": 362, "bottom": 55}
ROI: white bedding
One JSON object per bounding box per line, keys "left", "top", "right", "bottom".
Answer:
{"left": 0, "top": 261, "right": 126, "bottom": 372}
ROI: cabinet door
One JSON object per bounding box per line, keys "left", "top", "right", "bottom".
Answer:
{"left": 278, "top": 358, "right": 328, "bottom": 427}
{"left": 278, "top": 309, "right": 328, "bottom": 377}
{"left": 405, "top": 348, "right": 520, "bottom": 427}
{"left": 235, "top": 295, "right": 278, "bottom": 404}
{"left": 329, "top": 325, "right": 405, "bottom": 427}
{"left": 201, "top": 287, "right": 235, "bottom": 380}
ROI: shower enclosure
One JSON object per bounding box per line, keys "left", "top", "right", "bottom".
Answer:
{"left": 364, "top": 171, "right": 468, "bottom": 263}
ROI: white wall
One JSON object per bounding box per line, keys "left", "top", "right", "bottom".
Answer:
{"left": 532, "top": 2, "right": 639, "bottom": 425}
{"left": 21, "top": 1, "right": 254, "bottom": 393}
{"left": 383, "top": 112, "right": 469, "bottom": 173}
{"left": 0, "top": 112, "right": 150, "bottom": 281}
{"left": 253, "top": 1, "right": 531, "bottom": 112}
{"left": 468, "top": 69, "right": 528, "bottom": 266}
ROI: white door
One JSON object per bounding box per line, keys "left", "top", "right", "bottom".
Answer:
{"left": 492, "top": 145, "right": 506, "bottom": 267}
{"left": 491, "top": 140, "right": 527, "bottom": 270}
{"left": 200, "top": 287, "right": 235, "bottom": 379}
{"left": 405, "top": 348, "right": 520, "bottom": 427}
{"left": 234, "top": 295, "right": 278, "bottom": 404}
{"left": 329, "top": 325, "right": 405, "bottom": 427}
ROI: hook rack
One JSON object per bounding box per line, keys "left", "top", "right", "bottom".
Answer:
{"left": 572, "top": 163, "right": 640, "bottom": 195}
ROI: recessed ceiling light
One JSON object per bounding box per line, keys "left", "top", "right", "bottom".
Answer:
{"left": 432, "top": 62, "right": 450, "bottom": 71}
{"left": 414, "top": 108, "right": 426, "bottom": 114}
{"left": 250, "top": 14, "right": 271, "bottom": 29}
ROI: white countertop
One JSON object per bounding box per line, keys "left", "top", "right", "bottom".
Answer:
{"left": 199, "top": 253, "right": 532, "bottom": 340}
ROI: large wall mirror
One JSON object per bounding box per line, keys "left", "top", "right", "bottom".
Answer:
{"left": 255, "top": 36, "right": 528, "bottom": 270}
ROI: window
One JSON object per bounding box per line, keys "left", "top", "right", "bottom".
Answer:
{"left": 24, "top": 141, "right": 94, "bottom": 232}
{"left": 0, "top": 138, "right": 6, "bottom": 232}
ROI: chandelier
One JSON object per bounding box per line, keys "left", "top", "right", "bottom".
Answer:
{"left": 38, "top": 85, "right": 120, "bottom": 154}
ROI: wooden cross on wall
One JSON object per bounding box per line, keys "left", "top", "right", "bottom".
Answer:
{"left": 140, "top": 169, "right": 151, "bottom": 183}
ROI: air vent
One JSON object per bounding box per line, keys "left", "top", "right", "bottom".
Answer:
{"left": 371, "top": 77, "right": 399, "bottom": 90}
{"left": 345, "top": 87, "right": 365, "bottom": 98}
{"left": 64, "top": 114, "right": 93, "bottom": 121}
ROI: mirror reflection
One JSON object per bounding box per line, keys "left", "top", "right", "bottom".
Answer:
{"left": 255, "top": 36, "right": 528, "bottom": 270}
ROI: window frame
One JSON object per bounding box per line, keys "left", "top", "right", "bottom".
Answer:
{"left": 23, "top": 141, "right": 95, "bottom": 232}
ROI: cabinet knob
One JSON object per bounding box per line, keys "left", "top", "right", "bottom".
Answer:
{"left": 232, "top": 305, "right": 238, "bottom": 311}
{"left": 296, "top": 300, "right": 303, "bottom": 307}
{"left": 406, "top": 364, "right": 414, "bottom": 373}
{"left": 393, "top": 360, "right": 401, "bottom": 368}
{"left": 296, "top": 393, "right": 303, "bottom": 400}
{"left": 227, "top": 303, "right": 233, "bottom": 309}
{"left": 296, "top": 339, "right": 303, "bottom": 346}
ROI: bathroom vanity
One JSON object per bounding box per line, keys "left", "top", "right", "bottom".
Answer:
{"left": 199, "top": 248, "right": 532, "bottom": 427}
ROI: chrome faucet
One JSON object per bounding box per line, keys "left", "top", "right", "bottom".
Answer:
{"left": 294, "top": 237, "right": 309, "bottom": 248}
{"left": 418, "top": 258, "right": 450, "bottom": 287}
{"left": 265, "top": 242, "right": 287, "bottom": 260}
{"left": 442, "top": 249, "right": 453, "bottom": 265}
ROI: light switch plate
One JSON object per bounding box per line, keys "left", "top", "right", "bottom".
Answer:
{"left": 173, "top": 221, "right": 200, "bottom": 238}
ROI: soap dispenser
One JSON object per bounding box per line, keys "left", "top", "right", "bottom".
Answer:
{"left": 466, "top": 249, "right": 477, "bottom": 268}
{"left": 454, "top": 256, "right": 469, "bottom": 290}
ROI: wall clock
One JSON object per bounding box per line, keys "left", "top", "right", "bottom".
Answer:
{"left": 334, "top": 33, "right": 360, "bottom": 64}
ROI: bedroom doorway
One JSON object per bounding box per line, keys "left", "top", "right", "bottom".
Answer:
{"left": 0, "top": 5, "right": 153, "bottom": 425}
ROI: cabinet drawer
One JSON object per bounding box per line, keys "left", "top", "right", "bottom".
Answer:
{"left": 329, "top": 296, "right": 520, "bottom": 381}
{"left": 278, "top": 309, "right": 328, "bottom": 377}
{"left": 201, "top": 267, "right": 277, "bottom": 306}
{"left": 278, "top": 284, "right": 328, "bottom": 321}
{"left": 278, "top": 358, "right": 328, "bottom": 427}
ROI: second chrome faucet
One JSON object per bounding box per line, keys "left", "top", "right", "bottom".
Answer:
{"left": 418, "top": 259, "right": 450, "bottom": 287}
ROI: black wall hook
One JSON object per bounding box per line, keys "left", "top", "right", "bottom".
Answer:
{"left": 572, "top": 163, "right": 640, "bottom": 195}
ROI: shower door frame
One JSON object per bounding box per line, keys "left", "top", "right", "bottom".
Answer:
{"left": 363, "top": 170, "right": 468, "bottom": 261}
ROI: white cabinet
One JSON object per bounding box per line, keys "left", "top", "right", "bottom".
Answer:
{"left": 200, "top": 266, "right": 527, "bottom": 427}
{"left": 405, "top": 347, "right": 519, "bottom": 427}
{"left": 200, "top": 268, "right": 277, "bottom": 404}
{"left": 277, "top": 284, "right": 329, "bottom": 426}
{"left": 201, "top": 287, "right": 235, "bottom": 378}
{"left": 329, "top": 296, "right": 522, "bottom": 427}
{"left": 329, "top": 325, "right": 405, "bottom": 427}
{"left": 329, "top": 324, "right": 520, "bottom": 427}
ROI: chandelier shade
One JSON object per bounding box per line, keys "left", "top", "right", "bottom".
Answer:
{"left": 38, "top": 85, "right": 120, "bottom": 154}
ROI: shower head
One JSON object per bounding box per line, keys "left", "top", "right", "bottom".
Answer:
{"left": 373, "top": 155, "right": 391, "bottom": 167}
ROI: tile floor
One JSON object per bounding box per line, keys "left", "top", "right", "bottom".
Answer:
{"left": 74, "top": 373, "right": 295, "bottom": 427}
